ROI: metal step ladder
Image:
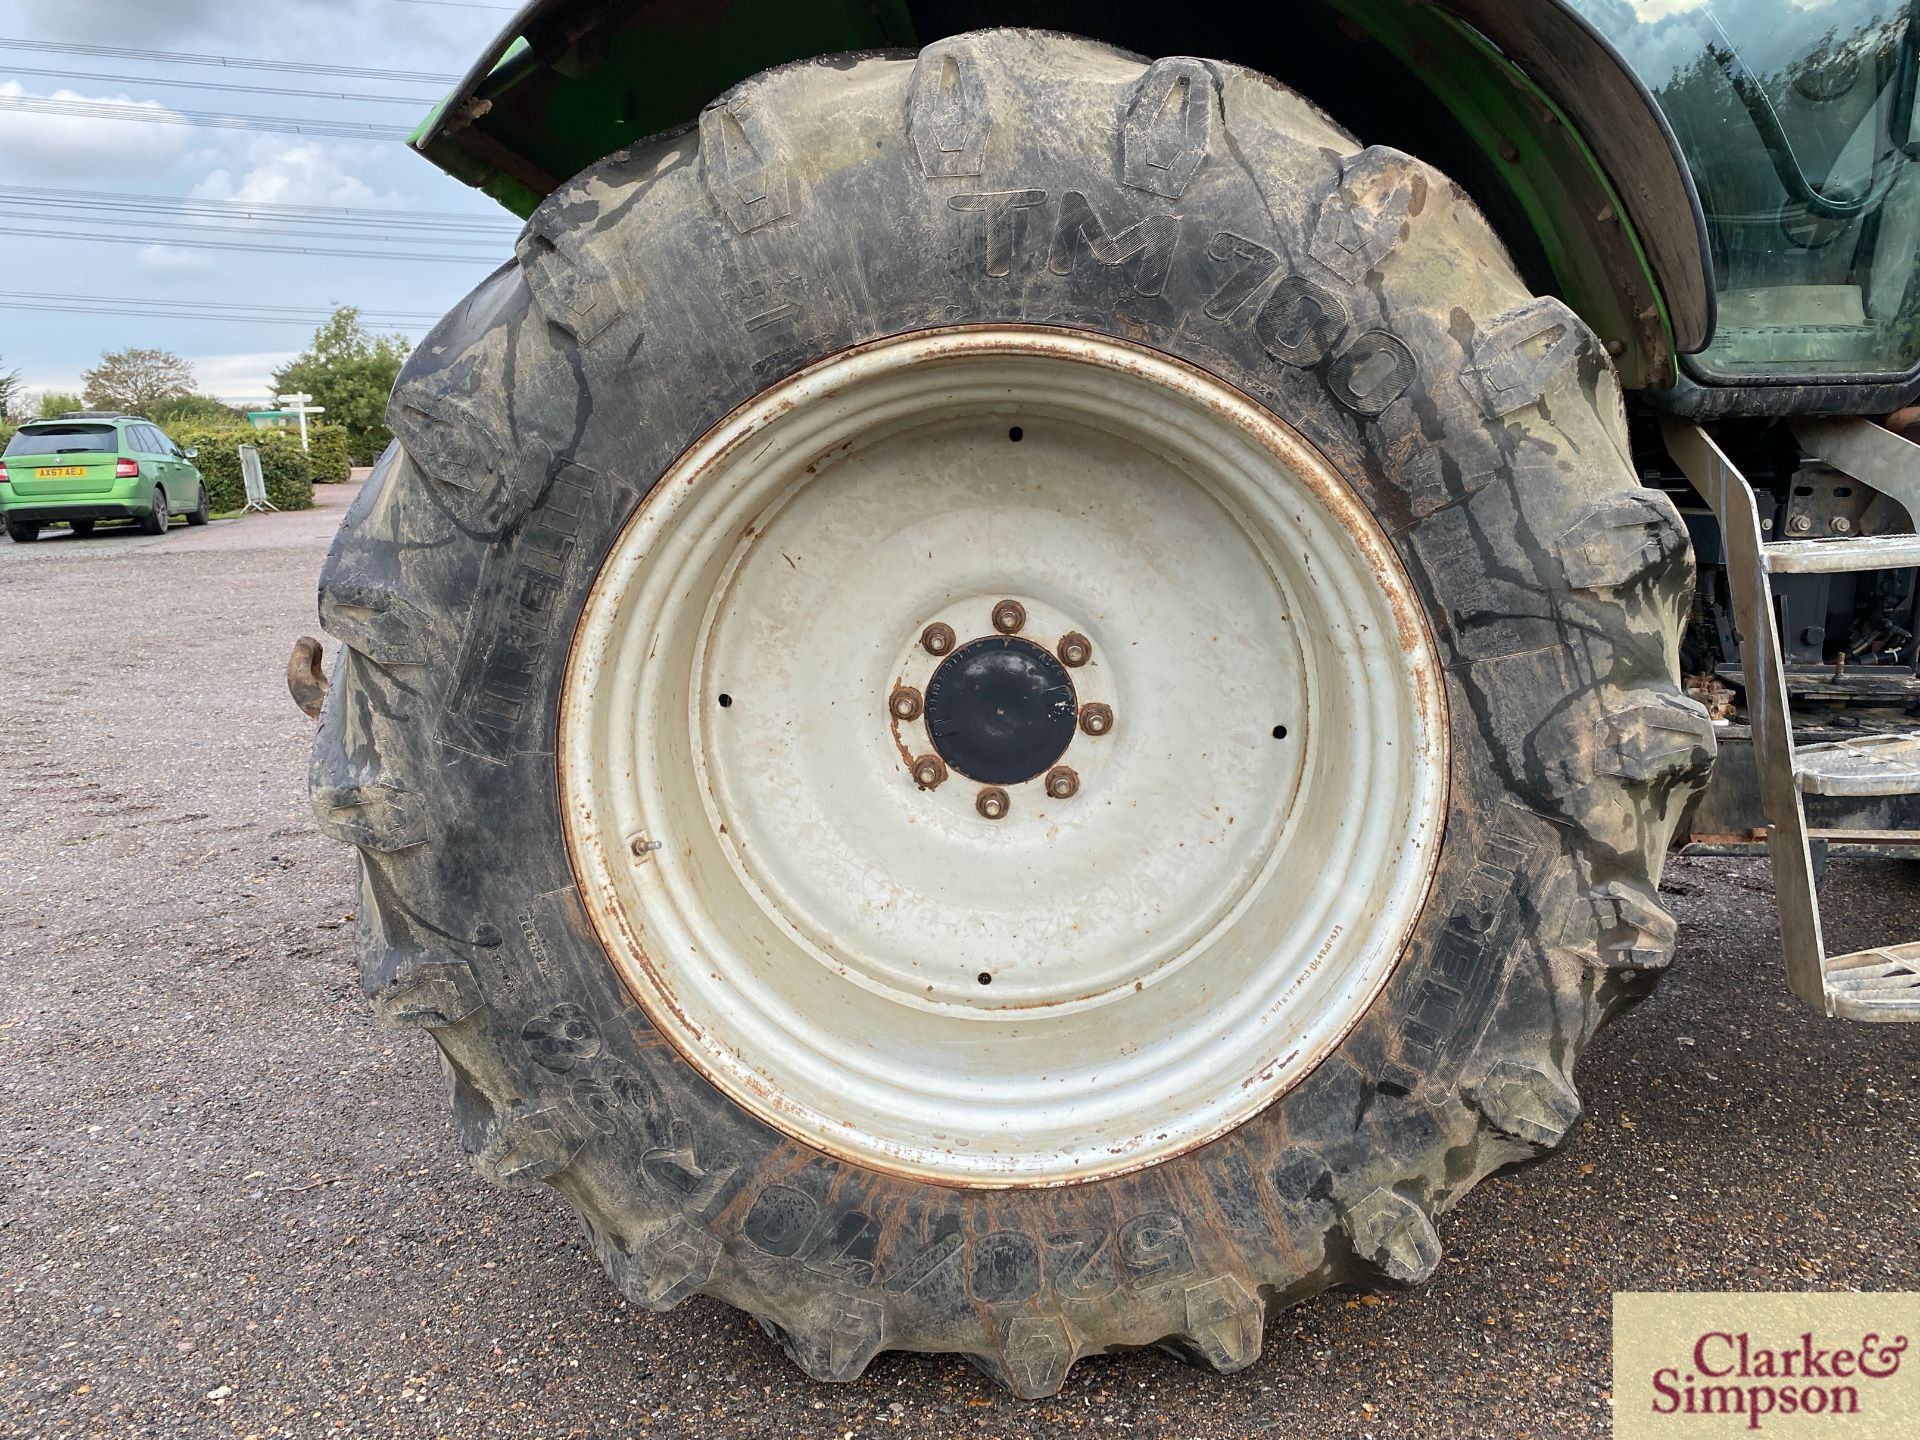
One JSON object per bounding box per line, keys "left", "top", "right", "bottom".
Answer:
{"left": 1662, "top": 418, "right": 1920, "bottom": 1021}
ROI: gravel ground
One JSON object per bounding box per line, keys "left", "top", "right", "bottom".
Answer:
{"left": 1, "top": 484, "right": 1915, "bottom": 1440}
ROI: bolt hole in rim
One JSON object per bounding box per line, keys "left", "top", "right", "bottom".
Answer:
{"left": 561, "top": 327, "right": 1447, "bottom": 1186}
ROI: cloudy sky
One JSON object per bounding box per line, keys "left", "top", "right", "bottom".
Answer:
{"left": 0, "top": 0, "right": 521, "bottom": 406}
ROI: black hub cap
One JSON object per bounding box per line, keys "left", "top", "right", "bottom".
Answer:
{"left": 924, "top": 636, "right": 1078, "bottom": 785}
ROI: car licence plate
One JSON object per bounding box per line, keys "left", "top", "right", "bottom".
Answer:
{"left": 37, "top": 466, "right": 87, "bottom": 478}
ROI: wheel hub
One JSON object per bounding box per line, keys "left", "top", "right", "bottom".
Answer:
{"left": 924, "top": 635, "right": 1077, "bottom": 786}
{"left": 559, "top": 327, "right": 1448, "bottom": 1186}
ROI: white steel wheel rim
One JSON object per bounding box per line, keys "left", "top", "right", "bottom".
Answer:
{"left": 561, "top": 327, "right": 1447, "bottom": 1187}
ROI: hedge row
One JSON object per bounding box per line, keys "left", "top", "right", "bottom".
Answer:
{"left": 165, "top": 426, "right": 316, "bottom": 513}
{"left": 305, "top": 424, "right": 352, "bottom": 484}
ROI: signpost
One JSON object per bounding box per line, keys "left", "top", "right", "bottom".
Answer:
{"left": 274, "top": 392, "right": 326, "bottom": 452}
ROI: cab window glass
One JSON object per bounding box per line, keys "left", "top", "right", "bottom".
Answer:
{"left": 1567, "top": 0, "right": 1920, "bottom": 378}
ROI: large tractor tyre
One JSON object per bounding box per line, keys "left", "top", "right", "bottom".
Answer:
{"left": 312, "top": 32, "right": 1710, "bottom": 1397}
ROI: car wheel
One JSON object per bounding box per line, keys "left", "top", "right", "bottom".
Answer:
{"left": 185, "top": 484, "right": 210, "bottom": 527}
{"left": 5, "top": 519, "right": 41, "bottom": 543}
{"left": 140, "top": 488, "right": 169, "bottom": 536}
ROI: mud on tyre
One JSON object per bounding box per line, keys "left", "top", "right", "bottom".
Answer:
{"left": 311, "top": 31, "right": 1711, "bottom": 1396}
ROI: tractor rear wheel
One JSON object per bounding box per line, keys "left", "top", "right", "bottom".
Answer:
{"left": 311, "top": 32, "right": 1710, "bottom": 1396}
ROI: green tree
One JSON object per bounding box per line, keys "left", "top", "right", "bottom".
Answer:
{"left": 37, "top": 391, "right": 86, "bottom": 419}
{"left": 81, "top": 348, "right": 195, "bottom": 416}
{"left": 271, "top": 307, "right": 410, "bottom": 465}
{"left": 0, "top": 359, "right": 22, "bottom": 423}
{"left": 151, "top": 392, "right": 243, "bottom": 428}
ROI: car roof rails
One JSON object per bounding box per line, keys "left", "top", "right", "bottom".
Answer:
{"left": 56, "top": 411, "right": 136, "bottom": 421}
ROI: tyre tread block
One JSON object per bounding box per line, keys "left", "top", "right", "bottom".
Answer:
{"left": 909, "top": 42, "right": 992, "bottom": 178}
{"left": 700, "top": 95, "right": 794, "bottom": 233}
{"left": 1309, "top": 147, "right": 1426, "bottom": 284}
{"left": 311, "top": 782, "right": 426, "bottom": 853}
{"left": 1122, "top": 57, "right": 1216, "bottom": 199}
{"left": 1179, "top": 1274, "right": 1265, "bottom": 1373}
{"left": 613, "top": 1218, "right": 720, "bottom": 1310}
{"left": 517, "top": 217, "right": 627, "bottom": 344}
{"left": 471, "top": 1104, "right": 582, "bottom": 1189}
{"left": 1346, "top": 1188, "right": 1441, "bottom": 1286}
{"left": 318, "top": 579, "right": 434, "bottom": 667}
{"left": 1560, "top": 490, "right": 1689, "bottom": 593}
{"left": 1462, "top": 297, "right": 1597, "bottom": 417}
{"left": 367, "top": 953, "right": 484, "bottom": 1030}
{"left": 1469, "top": 1059, "right": 1580, "bottom": 1148}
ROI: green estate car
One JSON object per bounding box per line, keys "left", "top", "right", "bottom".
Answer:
{"left": 1, "top": 413, "right": 208, "bottom": 542}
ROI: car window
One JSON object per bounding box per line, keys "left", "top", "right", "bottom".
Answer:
{"left": 137, "top": 426, "right": 165, "bottom": 454}
{"left": 3, "top": 424, "right": 117, "bottom": 456}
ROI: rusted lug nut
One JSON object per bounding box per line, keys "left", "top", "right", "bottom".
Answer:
{"left": 1056, "top": 632, "right": 1092, "bottom": 667}
{"left": 975, "top": 786, "right": 1011, "bottom": 820}
{"left": 1079, "top": 702, "right": 1115, "bottom": 737}
{"left": 889, "top": 685, "right": 924, "bottom": 721}
{"left": 910, "top": 754, "right": 948, "bottom": 789}
{"left": 991, "top": 599, "right": 1027, "bottom": 635}
{"left": 920, "top": 622, "right": 956, "bottom": 657}
{"left": 1044, "top": 766, "right": 1079, "bottom": 800}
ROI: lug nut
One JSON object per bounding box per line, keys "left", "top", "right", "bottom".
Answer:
{"left": 1057, "top": 632, "right": 1092, "bottom": 667}
{"left": 921, "top": 622, "right": 956, "bottom": 657}
{"left": 910, "top": 754, "right": 948, "bottom": 789}
{"left": 991, "top": 599, "right": 1026, "bottom": 634}
{"left": 1079, "top": 702, "right": 1114, "bottom": 737}
{"left": 1044, "top": 766, "right": 1079, "bottom": 800}
{"left": 889, "top": 685, "right": 923, "bottom": 721}
{"left": 975, "top": 786, "right": 1010, "bottom": 820}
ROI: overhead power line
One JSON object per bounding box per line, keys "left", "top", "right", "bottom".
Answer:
{"left": 3, "top": 225, "right": 501, "bottom": 265}
{"left": 0, "top": 289, "right": 444, "bottom": 322}
{"left": 394, "top": 0, "right": 519, "bottom": 10}
{"left": 0, "top": 37, "right": 461, "bottom": 85}
{"left": 2, "top": 213, "right": 507, "bottom": 249}
{"left": 2, "top": 65, "right": 444, "bottom": 105}
{"left": 0, "top": 299, "right": 432, "bottom": 332}
{"left": 0, "top": 188, "right": 519, "bottom": 242}
{"left": 0, "top": 298, "right": 432, "bottom": 331}
{"left": 0, "top": 185, "right": 521, "bottom": 234}
{"left": 0, "top": 93, "right": 413, "bottom": 141}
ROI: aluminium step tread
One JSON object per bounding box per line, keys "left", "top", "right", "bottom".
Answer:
{"left": 1793, "top": 732, "right": 1920, "bottom": 797}
{"left": 1825, "top": 941, "right": 1920, "bottom": 1022}
{"left": 1763, "top": 533, "right": 1920, "bottom": 573}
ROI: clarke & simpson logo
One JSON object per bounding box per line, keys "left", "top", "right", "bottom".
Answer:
{"left": 1649, "top": 1329, "right": 1908, "bottom": 1428}
{"left": 1615, "top": 1294, "right": 1919, "bottom": 1439}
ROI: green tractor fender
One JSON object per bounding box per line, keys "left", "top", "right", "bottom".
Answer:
{"left": 415, "top": 0, "right": 1713, "bottom": 390}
